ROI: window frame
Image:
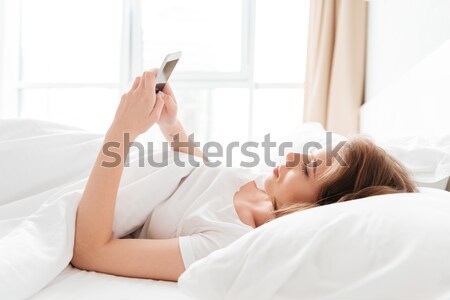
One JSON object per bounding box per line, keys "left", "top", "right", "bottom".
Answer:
{"left": 5, "top": 0, "right": 305, "bottom": 140}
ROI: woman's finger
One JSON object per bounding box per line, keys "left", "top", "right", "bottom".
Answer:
{"left": 162, "top": 83, "right": 177, "bottom": 104}
{"left": 161, "top": 92, "right": 177, "bottom": 114}
{"left": 137, "top": 71, "right": 147, "bottom": 91}
{"left": 144, "top": 69, "right": 157, "bottom": 97}
{"left": 148, "top": 95, "right": 165, "bottom": 123}
{"left": 156, "top": 92, "right": 165, "bottom": 110}
{"left": 130, "top": 76, "right": 141, "bottom": 91}
{"left": 137, "top": 69, "right": 157, "bottom": 92}
{"left": 157, "top": 91, "right": 166, "bottom": 102}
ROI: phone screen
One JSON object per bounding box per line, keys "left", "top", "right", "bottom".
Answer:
{"left": 155, "top": 52, "right": 181, "bottom": 93}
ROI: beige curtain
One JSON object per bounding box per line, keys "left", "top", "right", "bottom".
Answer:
{"left": 303, "top": 0, "right": 367, "bottom": 136}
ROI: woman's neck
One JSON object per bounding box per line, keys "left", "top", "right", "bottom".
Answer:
{"left": 242, "top": 184, "right": 275, "bottom": 227}
{"left": 235, "top": 180, "right": 275, "bottom": 228}
{"left": 250, "top": 195, "right": 275, "bottom": 227}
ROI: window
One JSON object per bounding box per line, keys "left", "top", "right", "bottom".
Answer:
{"left": 6, "top": 0, "right": 310, "bottom": 162}
{"left": 140, "top": 0, "right": 244, "bottom": 76}
{"left": 13, "top": 0, "right": 123, "bottom": 132}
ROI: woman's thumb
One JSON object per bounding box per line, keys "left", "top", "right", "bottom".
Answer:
{"left": 158, "top": 91, "right": 166, "bottom": 101}
{"left": 149, "top": 95, "right": 165, "bottom": 122}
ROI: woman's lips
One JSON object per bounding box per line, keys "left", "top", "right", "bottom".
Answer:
{"left": 273, "top": 166, "right": 279, "bottom": 178}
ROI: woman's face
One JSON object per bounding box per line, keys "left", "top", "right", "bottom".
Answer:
{"left": 264, "top": 149, "right": 329, "bottom": 209}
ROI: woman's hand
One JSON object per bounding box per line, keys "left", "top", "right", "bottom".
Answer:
{"left": 155, "top": 83, "right": 208, "bottom": 161}
{"left": 156, "top": 83, "right": 178, "bottom": 131}
{"left": 109, "top": 70, "right": 165, "bottom": 141}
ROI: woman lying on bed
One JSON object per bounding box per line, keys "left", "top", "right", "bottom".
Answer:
{"left": 70, "top": 69, "right": 418, "bottom": 282}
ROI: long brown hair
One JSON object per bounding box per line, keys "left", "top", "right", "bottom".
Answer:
{"left": 271, "top": 135, "right": 418, "bottom": 218}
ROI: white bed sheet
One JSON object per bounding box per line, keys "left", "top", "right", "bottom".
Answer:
{"left": 30, "top": 265, "right": 191, "bottom": 300}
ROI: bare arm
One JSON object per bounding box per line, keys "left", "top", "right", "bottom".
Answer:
{"left": 71, "top": 70, "right": 185, "bottom": 281}
{"left": 156, "top": 83, "right": 208, "bottom": 161}
{"left": 160, "top": 119, "right": 208, "bottom": 161}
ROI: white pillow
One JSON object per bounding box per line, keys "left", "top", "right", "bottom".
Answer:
{"left": 376, "top": 135, "right": 450, "bottom": 189}
{"left": 178, "top": 189, "right": 450, "bottom": 300}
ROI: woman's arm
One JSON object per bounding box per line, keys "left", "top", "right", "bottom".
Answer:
{"left": 71, "top": 70, "right": 185, "bottom": 281}
{"left": 160, "top": 119, "right": 208, "bottom": 161}
{"left": 156, "top": 83, "right": 208, "bottom": 161}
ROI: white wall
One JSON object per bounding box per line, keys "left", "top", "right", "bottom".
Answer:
{"left": 0, "top": 0, "right": 5, "bottom": 115}
{"left": 361, "top": 0, "right": 450, "bottom": 138}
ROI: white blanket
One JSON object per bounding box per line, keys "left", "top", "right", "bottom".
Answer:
{"left": 0, "top": 119, "right": 199, "bottom": 300}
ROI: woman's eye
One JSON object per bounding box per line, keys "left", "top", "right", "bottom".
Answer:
{"left": 302, "top": 163, "right": 308, "bottom": 176}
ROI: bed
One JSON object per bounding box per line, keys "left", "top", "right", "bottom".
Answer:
{"left": 1, "top": 119, "right": 450, "bottom": 300}
{"left": 30, "top": 265, "right": 190, "bottom": 300}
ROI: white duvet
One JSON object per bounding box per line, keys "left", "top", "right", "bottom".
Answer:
{"left": 0, "top": 119, "right": 199, "bottom": 300}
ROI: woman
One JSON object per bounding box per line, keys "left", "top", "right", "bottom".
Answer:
{"left": 71, "top": 70, "right": 417, "bottom": 282}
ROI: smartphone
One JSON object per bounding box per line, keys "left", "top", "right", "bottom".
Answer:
{"left": 155, "top": 51, "right": 182, "bottom": 93}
